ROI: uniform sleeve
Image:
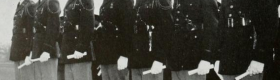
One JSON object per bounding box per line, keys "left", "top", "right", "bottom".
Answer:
{"left": 114, "top": 0, "right": 134, "bottom": 58}
{"left": 252, "top": 0, "right": 279, "bottom": 63}
{"left": 274, "top": 18, "right": 280, "bottom": 73}
{"left": 216, "top": 0, "right": 226, "bottom": 61}
{"left": 43, "top": 0, "right": 61, "bottom": 53}
{"left": 201, "top": 0, "right": 219, "bottom": 63}
{"left": 274, "top": 17, "right": 280, "bottom": 61}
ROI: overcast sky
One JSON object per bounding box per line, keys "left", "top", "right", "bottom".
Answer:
{"left": 0, "top": 0, "right": 279, "bottom": 44}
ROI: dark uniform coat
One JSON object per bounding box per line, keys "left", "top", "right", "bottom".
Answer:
{"left": 32, "top": 0, "right": 61, "bottom": 59}
{"left": 218, "top": 0, "right": 279, "bottom": 75}
{"left": 94, "top": 0, "right": 134, "bottom": 64}
{"left": 129, "top": 0, "right": 173, "bottom": 68}
{"left": 270, "top": 19, "right": 280, "bottom": 80}
{"left": 60, "top": 0, "right": 95, "bottom": 64}
{"left": 168, "top": 0, "right": 219, "bottom": 71}
{"left": 264, "top": 0, "right": 280, "bottom": 80}
{"left": 252, "top": 0, "right": 279, "bottom": 69}
{"left": 10, "top": 0, "right": 36, "bottom": 61}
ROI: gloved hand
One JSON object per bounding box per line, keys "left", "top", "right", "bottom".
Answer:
{"left": 31, "top": 0, "right": 39, "bottom": 3}
{"left": 150, "top": 61, "right": 164, "bottom": 74}
{"left": 217, "top": 0, "right": 222, "bottom": 3}
{"left": 247, "top": 60, "right": 264, "bottom": 76}
{"left": 24, "top": 56, "right": 32, "bottom": 66}
{"left": 133, "top": 0, "right": 136, "bottom": 7}
{"left": 73, "top": 51, "right": 85, "bottom": 59}
{"left": 117, "top": 56, "right": 128, "bottom": 70}
{"left": 39, "top": 52, "right": 50, "bottom": 62}
{"left": 197, "top": 60, "right": 211, "bottom": 75}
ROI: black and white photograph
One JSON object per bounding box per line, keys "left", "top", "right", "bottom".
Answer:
{"left": 0, "top": 0, "right": 280, "bottom": 80}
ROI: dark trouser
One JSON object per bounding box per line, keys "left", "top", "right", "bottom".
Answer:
{"left": 14, "top": 60, "right": 36, "bottom": 80}
{"left": 58, "top": 63, "right": 65, "bottom": 80}
{"left": 171, "top": 70, "right": 206, "bottom": 80}
{"left": 222, "top": 74, "right": 263, "bottom": 80}
{"left": 101, "top": 64, "right": 129, "bottom": 80}
{"left": 34, "top": 58, "right": 58, "bottom": 80}
{"left": 131, "top": 68, "right": 163, "bottom": 80}
{"left": 64, "top": 62, "right": 92, "bottom": 80}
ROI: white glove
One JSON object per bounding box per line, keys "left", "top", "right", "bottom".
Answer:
{"left": 31, "top": 0, "right": 39, "bottom": 3}
{"left": 197, "top": 60, "right": 212, "bottom": 75}
{"left": 247, "top": 60, "right": 264, "bottom": 76}
{"left": 117, "top": 56, "right": 128, "bottom": 70}
{"left": 73, "top": 51, "right": 85, "bottom": 59}
{"left": 133, "top": 0, "right": 136, "bottom": 7}
{"left": 217, "top": 0, "right": 222, "bottom": 4}
{"left": 39, "top": 52, "right": 50, "bottom": 62}
{"left": 150, "top": 61, "right": 164, "bottom": 74}
{"left": 24, "top": 56, "right": 32, "bottom": 66}
{"left": 214, "top": 61, "right": 224, "bottom": 80}
{"left": 94, "top": 23, "right": 102, "bottom": 30}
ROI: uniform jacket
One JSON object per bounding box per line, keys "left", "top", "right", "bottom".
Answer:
{"left": 167, "top": 0, "right": 219, "bottom": 71}
{"left": 60, "top": 0, "right": 95, "bottom": 64}
{"left": 268, "top": 18, "right": 280, "bottom": 80}
{"left": 94, "top": 0, "right": 134, "bottom": 64}
{"left": 218, "top": 0, "right": 279, "bottom": 75}
{"left": 32, "top": 0, "right": 61, "bottom": 59}
{"left": 252, "top": 0, "right": 279, "bottom": 67}
{"left": 10, "top": 0, "right": 36, "bottom": 61}
{"left": 271, "top": 0, "right": 280, "bottom": 76}
{"left": 128, "top": 0, "right": 173, "bottom": 68}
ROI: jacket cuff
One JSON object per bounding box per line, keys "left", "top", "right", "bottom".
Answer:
{"left": 75, "top": 43, "right": 86, "bottom": 53}
{"left": 42, "top": 43, "right": 54, "bottom": 54}
{"left": 201, "top": 50, "right": 215, "bottom": 64}
{"left": 253, "top": 49, "right": 267, "bottom": 63}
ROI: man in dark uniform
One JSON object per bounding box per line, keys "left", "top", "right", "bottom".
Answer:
{"left": 10, "top": 0, "right": 36, "bottom": 80}
{"left": 218, "top": 0, "right": 279, "bottom": 80}
{"left": 60, "top": 0, "right": 95, "bottom": 80}
{"left": 94, "top": 0, "right": 133, "bottom": 80}
{"left": 168, "top": 0, "right": 219, "bottom": 80}
{"left": 265, "top": 2, "right": 280, "bottom": 80}
{"left": 129, "top": 0, "right": 173, "bottom": 80}
{"left": 32, "top": 0, "right": 61, "bottom": 80}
